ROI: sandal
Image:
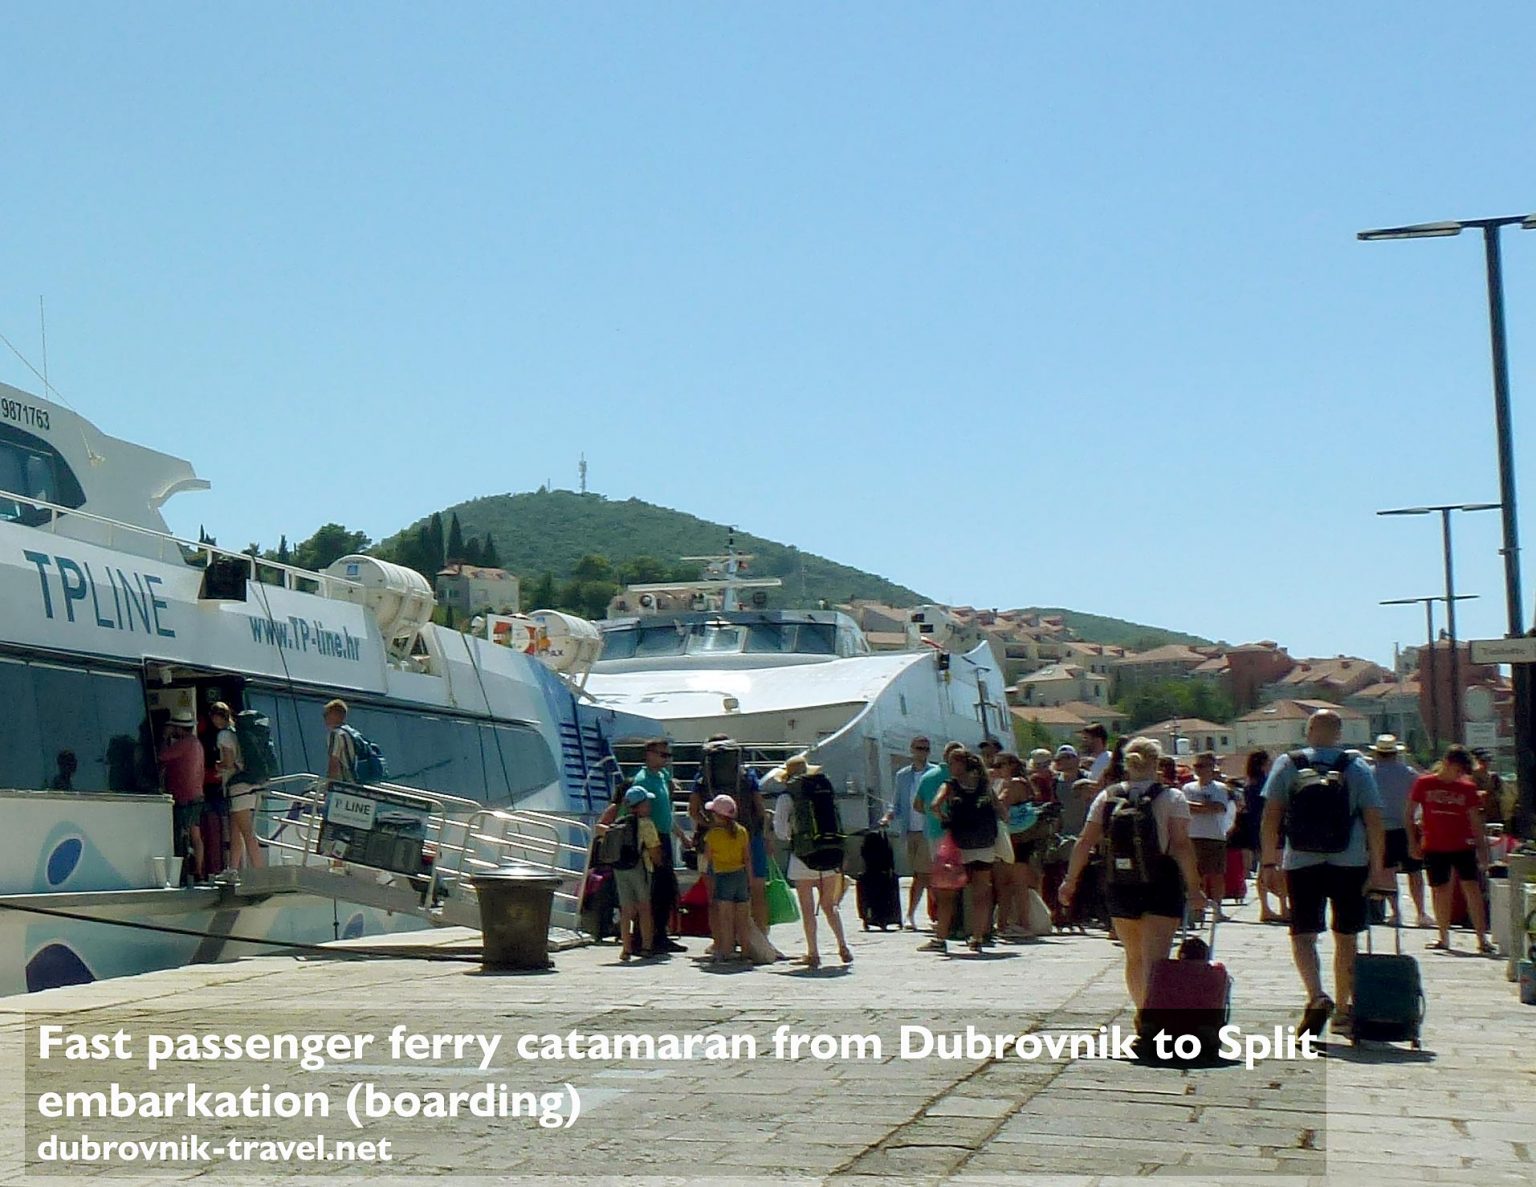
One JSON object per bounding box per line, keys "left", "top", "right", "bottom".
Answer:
{"left": 1298, "top": 995, "right": 1334, "bottom": 1038}
{"left": 801, "top": 953, "right": 821, "bottom": 970}
{"left": 1478, "top": 939, "right": 1497, "bottom": 956}
{"left": 1426, "top": 939, "right": 1449, "bottom": 951}
{"left": 838, "top": 945, "right": 853, "bottom": 965}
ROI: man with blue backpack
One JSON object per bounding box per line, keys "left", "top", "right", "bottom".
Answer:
{"left": 323, "top": 698, "right": 387, "bottom": 786}
{"left": 1260, "top": 709, "right": 1390, "bottom": 1040}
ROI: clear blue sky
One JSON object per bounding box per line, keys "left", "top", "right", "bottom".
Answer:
{"left": 3, "top": 4, "right": 1533, "bottom": 666}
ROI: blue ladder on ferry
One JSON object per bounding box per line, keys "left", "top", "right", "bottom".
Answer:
{"left": 557, "top": 715, "right": 617, "bottom": 814}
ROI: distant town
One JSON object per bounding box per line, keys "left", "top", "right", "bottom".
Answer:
{"left": 839, "top": 601, "right": 1509, "bottom": 775}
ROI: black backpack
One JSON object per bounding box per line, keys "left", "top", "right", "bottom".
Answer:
{"left": 701, "top": 744, "right": 760, "bottom": 830}
{"left": 1284, "top": 749, "right": 1356, "bottom": 854}
{"left": 232, "top": 709, "right": 280, "bottom": 785}
{"left": 1101, "top": 782, "right": 1165, "bottom": 885}
{"left": 599, "top": 814, "right": 643, "bottom": 871}
{"left": 790, "top": 773, "right": 844, "bottom": 871}
{"left": 945, "top": 781, "right": 999, "bottom": 849}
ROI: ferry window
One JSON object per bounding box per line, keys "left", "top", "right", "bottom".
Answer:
{"left": 32, "top": 664, "right": 104, "bottom": 791}
{"left": 792, "top": 623, "right": 836, "bottom": 655}
{"left": 743, "top": 623, "right": 786, "bottom": 653}
{"left": 598, "top": 629, "right": 638, "bottom": 660}
{"left": 487, "top": 722, "right": 560, "bottom": 804}
{"left": 634, "top": 626, "right": 687, "bottom": 658}
{"left": 0, "top": 658, "right": 43, "bottom": 789}
{"left": 0, "top": 428, "right": 85, "bottom": 524}
{"left": 690, "top": 625, "right": 743, "bottom": 654}
{"left": 93, "top": 671, "right": 149, "bottom": 792}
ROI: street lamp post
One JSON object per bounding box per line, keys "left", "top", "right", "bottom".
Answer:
{"left": 1361, "top": 213, "right": 1536, "bottom": 833}
{"left": 1378, "top": 504, "right": 1499, "bottom": 744}
{"left": 1381, "top": 594, "right": 1479, "bottom": 754}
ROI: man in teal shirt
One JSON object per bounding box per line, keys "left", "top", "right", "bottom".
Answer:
{"left": 631, "top": 738, "right": 687, "bottom": 952}
{"left": 916, "top": 750, "right": 952, "bottom": 848}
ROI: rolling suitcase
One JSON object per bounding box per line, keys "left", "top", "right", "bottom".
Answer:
{"left": 1138, "top": 914, "right": 1232, "bottom": 1064}
{"left": 1352, "top": 895, "right": 1424, "bottom": 1048}
{"left": 856, "top": 830, "right": 902, "bottom": 930}
{"left": 1224, "top": 847, "right": 1248, "bottom": 903}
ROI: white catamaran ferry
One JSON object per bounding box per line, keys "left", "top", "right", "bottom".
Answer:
{"left": 0, "top": 379, "right": 657, "bottom": 995}
{"left": 582, "top": 542, "right": 1012, "bottom": 837}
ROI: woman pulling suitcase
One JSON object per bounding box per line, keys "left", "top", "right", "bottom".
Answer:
{"left": 1059, "top": 736, "right": 1206, "bottom": 1009}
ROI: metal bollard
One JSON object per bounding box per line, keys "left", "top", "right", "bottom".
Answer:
{"left": 470, "top": 865, "right": 563, "bottom": 971}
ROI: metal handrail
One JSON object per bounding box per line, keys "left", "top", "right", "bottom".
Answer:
{"left": 255, "top": 773, "right": 594, "bottom": 933}
{"left": 0, "top": 485, "right": 364, "bottom": 597}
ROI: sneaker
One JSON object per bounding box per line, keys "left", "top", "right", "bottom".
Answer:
{"left": 918, "top": 938, "right": 947, "bottom": 954}
{"left": 1298, "top": 995, "right": 1334, "bottom": 1039}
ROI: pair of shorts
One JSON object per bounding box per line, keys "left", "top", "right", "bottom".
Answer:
{"left": 174, "top": 801, "right": 204, "bottom": 834}
{"left": 959, "top": 847, "right": 995, "bottom": 871}
{"left": 1286, "top": 862, "right": 1368, "bottom": 935}
{"left": 907, "top": 832, "right": 933, "bottom": 874}
{"left": 713, "top": 868, "right": 750, "bottom": 903}
{"left": 1383, "top": 828, "right": 1424, "bottom": 874}
{"left": 748, "top": 832, "right": 769, "bottom": 880}
{"left": 228, "top": 783, "right": 261, "bottom": 814}
{"left": 1193, "top": 838, "right": 1227, "bottom": 878}
{"left": 614, "top": 864, "right": 651, "bottom": 908}
{"left": 1105, "top": 856, "right": 1186, "bottom": 920}
{"left": 1424, "top": 848, "right": 1479, "bottom": 888}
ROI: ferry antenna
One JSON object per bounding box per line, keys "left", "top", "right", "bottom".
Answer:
{"left": 39, "top": 297, "right": 49, "bottom": 407}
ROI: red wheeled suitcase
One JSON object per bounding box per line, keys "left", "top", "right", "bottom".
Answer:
{"left": 1138, "top": 915, "right": 1232, "bottom": 1064}
{"left": 1224, "top": 848, "right": 1248, "bottom": 903}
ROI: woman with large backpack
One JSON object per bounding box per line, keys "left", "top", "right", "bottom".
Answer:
{"left": 1059, "top": 736, "right": 1205, "bottom": 1009}
{"left": 770, "top": 753, "right": 852, "bottom": 970}
{"left": 928, "top": 749, "right": 1006, "bottom": 953}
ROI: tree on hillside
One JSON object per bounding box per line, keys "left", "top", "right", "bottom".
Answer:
{"left": 447, "top": 513, "right": 465, "bottom": 563}
{"left": 275, "top": 535, "right": 290, "bottom": 565}
{"left": 527, "top": 571, "right": 558, "bottom": 611}
{"left": 428, "top": 513, "right": 445, "bottom": 571}
{"left": 1118, "top": 679, "right": 1235, "bottom": 730}
{"left": 292, "top": 524, "right": 370, "bottom": 572}
{"left": 482, "top": 531, "right": 500, "bottom": 568}
{"left": 462, "top": 536, "right": 484, "bottom": 567}
{"left": 558, "top": 553, "right": 618, "bottom": 619}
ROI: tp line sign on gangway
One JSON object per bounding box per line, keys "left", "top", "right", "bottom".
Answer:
{"left": 1469, "top": 637, "right": 1536, "bottom": 665}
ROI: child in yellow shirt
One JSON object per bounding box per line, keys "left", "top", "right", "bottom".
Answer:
{"left": 703, "top": 795, "right": 751, "bottom": 964}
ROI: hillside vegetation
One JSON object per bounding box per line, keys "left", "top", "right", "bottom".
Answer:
{"left": 269, "top": 492, "right": 1205, "bottom": 649}
{"left": 376, "top": 490, "right": 928, "bottom": 610}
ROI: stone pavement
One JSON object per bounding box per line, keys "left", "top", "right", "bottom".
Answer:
{"left": 0, "top": 887, "right": 1531, "bottom": 1186}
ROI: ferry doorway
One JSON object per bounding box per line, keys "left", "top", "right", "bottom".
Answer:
{"left": 142, "top": 660, "right": 252, "bottom": 880}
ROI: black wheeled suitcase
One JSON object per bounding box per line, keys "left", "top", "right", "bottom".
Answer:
{"left": 856, "top": 830, "right": 902, "bottom": 930}
{"left": 1352, "top": 897, "right": 1425, "bottom": 1048}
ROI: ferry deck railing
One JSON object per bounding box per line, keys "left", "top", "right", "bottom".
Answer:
{"left": 0, "top": 487, "right": 363, "bottom": 598}
{"left": 256, "top": 774, "right": 594, "bottom": 934}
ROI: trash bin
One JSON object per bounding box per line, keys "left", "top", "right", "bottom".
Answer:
{"left": 471, "top": 865, "right": 563, "bottom": 970}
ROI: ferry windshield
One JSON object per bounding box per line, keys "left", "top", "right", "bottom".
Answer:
{"left": 0, "top": 428, "right": 85, "bottom": 525}
{"left": 602, "top": 620, "right": 843, "bottom": 660}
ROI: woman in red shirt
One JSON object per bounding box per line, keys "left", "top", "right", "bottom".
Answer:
{"left": 1407, "top": 745, "right": 1492, "bottom": 954}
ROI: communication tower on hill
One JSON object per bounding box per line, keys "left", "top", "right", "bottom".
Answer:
{"left": 579, "top": 453, "right": 588, "bottom": 494}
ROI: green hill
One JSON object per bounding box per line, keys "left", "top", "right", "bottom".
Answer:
{"left": 363, "top": 490, "right": 1206, "bottom": 647}
{"left": 1020, "top": 607, "right": 1213, "bottom": 651}
{"left": 376, "top": 489, "right": 928, "bottom": 610}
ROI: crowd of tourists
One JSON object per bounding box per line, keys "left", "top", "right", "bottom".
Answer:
{"left": 590, "top": 711, "right": 1506, "bottom": 1038}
